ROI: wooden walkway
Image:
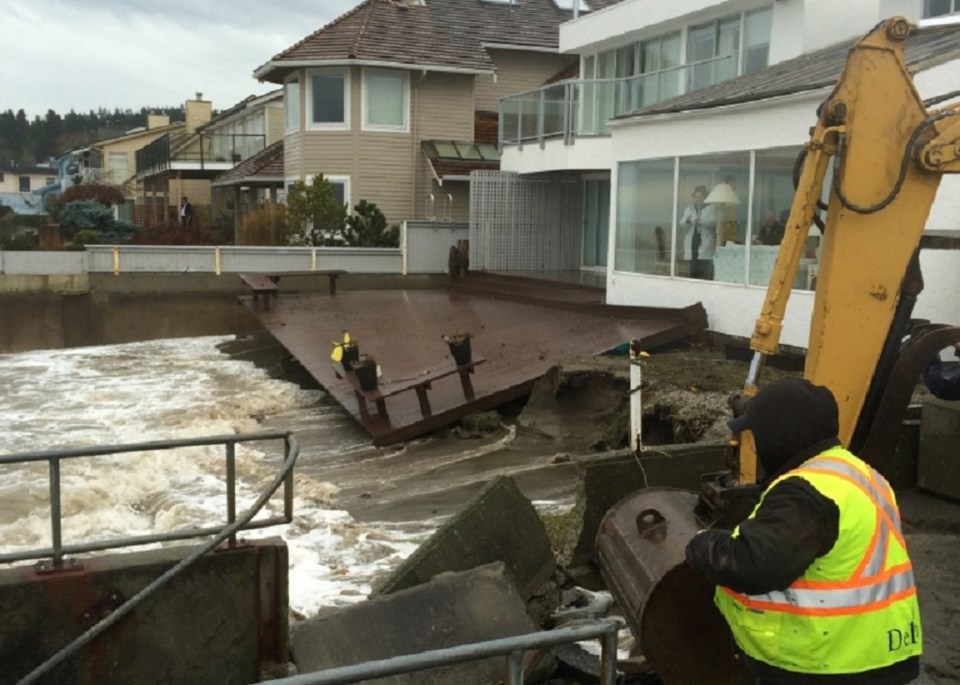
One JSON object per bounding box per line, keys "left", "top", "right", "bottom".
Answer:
{"left": 240, "top": 276, "right": 705, "bottom": 446}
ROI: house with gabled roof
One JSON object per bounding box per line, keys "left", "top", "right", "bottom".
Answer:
{"left": 134, "top": 91, "right": 283, "bottom": 228}
{"left": 490, "top": 0, "right": 960, "bottom": 348}
{"left": 253, "top": 0, "right": 595, "bottom": 225}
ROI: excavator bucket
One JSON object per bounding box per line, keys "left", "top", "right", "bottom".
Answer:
{"left": 595, "top": 487, "right": 753, "bottom": 684}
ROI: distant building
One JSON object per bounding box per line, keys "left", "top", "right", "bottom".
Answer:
{"left": 253, "top": 0, "right": 589, "bottom": 225}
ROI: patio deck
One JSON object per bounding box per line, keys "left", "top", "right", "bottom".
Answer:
{"left": 241, "top": 276, "right": 705, "bottom": 445}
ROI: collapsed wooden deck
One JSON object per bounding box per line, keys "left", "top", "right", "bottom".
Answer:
{"left": 240, "top": 276, "right": 705, "bottom": 446}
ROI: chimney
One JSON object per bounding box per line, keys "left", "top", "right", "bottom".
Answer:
{"left": 184, "top": 93, "right": 212, "bottom": 134}
{"left": 147, "top": 114, "right": 171, "bottom": 130}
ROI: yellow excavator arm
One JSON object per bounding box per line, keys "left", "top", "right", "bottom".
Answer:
{"left": 736, "top": 16, "right": 960, "bottom": 483}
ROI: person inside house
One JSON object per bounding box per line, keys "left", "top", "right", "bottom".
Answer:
{"left": 756, "top": 210, "right": 785, "bottom": 245}
{"left": 686, "top": 377, "right": 921, "bottom": 685}
{"left": 679, "top": 185, "right": 717, "bottom": 280}
{"left": 180, "top": 197, "right": 193, "bottom": 227}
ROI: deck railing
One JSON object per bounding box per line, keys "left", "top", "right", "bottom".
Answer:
{"left": 499, "top": 54, "right": 735, "bottom": 147}
{"left": 135, "top": 132, "right": 267, "bottom": 180}
{"left": 0, "top": 430, "right": 298, "bottom": 568}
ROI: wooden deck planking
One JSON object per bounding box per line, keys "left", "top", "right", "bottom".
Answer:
{"left": 242, "top": 287, "right": 703, "bottom": 445}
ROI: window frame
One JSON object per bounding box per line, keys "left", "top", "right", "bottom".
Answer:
{"left": 285, "top": 75, "right": 301, "bottom": 133}
{"left": 306, "top": 68, "right": 350, "bottom": 131}
{"left": 362, "top": 68, "right": 410, "bottom": 132}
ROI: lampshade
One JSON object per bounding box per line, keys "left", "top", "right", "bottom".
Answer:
{"left": 705, "top": 183, "right": 740, "bottom": 205}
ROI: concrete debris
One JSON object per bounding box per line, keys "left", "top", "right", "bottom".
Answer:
{"left": 373, "top": 475, "right": 557, "bottom": 602}
{"left": 290, "top": 562, "right": 539, "bottom": 685}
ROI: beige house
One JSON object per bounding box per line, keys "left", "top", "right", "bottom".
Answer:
{"left": 134, "top": 91, "right": 284, "bottom": 227}
{"left": 89, "top": 115, "right": 182, "bottom": 219}
{"left": 252, "top": 0, "right": 597, "bottom": 224}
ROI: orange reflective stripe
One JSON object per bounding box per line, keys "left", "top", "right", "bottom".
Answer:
{"left": 791, "top": 562, "right": 913, "bottom": 590}
{"left": 720, "top": 585, "right": 917, "bottom": 617}
{"left": 805, "top": 456, "right": 903, "bottom": 540}
{"left": 799, "top": 466, "right": 907, "bottom": 550}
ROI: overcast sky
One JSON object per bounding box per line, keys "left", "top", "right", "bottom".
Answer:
{"left": 1, "top": 0, "right": 363, "bottom": 119}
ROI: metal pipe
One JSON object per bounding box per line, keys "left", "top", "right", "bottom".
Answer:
{"left": 260, "top": 620, "right": 619, "bottom": 685}
{"left": 504, "top": 649, "right": 524, "bottom": 684}
{"left": 226, "top": 441, "right": 237, "bottom": 547}
{"left": 48, "top": 458, "right": 62, "bottom": 567}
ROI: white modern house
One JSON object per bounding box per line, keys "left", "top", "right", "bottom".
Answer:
{"left": 490, "top": 0, "right": 960, "bottom": 349}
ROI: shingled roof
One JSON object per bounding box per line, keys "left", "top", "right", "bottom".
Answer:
{"left": 255, "top": 0, "right": 598, "bottom": 83}
{"left": 211, "top": 140, "right": 284, "bottom": 188}
{"left": 620, "top": 24, "right": 960, "bottom": 119}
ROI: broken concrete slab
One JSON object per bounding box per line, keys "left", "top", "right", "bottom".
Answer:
{"left": 373, "top": 475, "right": 556, "bottom": 601}
{"left": 290, "top": 563, "right": 537, "bottom": 685}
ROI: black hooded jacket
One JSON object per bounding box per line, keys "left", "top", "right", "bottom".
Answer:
{"left": 685, "top": 378, "right": 919, "bottom": 685}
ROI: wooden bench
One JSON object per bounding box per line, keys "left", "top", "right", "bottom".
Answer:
{"left": 266, "top": 270, "right": 347, "bottom": 295}
{"left": 238, "top": 273, "right": 280, "bottom": 310}
{"left": 333, "top": 356, "right": 486, "bottom": 420}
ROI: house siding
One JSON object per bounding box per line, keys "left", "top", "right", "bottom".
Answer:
{"left": 413, "top": 72, "right": 476, "bottom": 221}
{"left": 474, "top": 49, "right": 574, "bottom": 112}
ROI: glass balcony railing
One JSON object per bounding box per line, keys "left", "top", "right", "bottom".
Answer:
{"left": 136, "top": 132, "right": 267, "bottom": 180}
{"left": 499, "top": 54, "right": 735, "bottom": 148}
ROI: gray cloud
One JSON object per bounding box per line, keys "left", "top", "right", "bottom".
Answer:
{"left": 0, "top": 0, "right": 362, "bottom": 117}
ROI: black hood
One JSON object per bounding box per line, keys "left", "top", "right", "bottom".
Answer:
{"left": 731, "top": 377, "right": 840, "bottom": 482}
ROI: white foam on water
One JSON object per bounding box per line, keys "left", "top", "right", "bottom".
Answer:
{"left": 0, "top": 336, "right": 430, "bottom": 617}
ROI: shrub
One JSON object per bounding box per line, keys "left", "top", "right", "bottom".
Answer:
{"left": 240, "top": 201, "right": 287, "bottom": 245}
{"left": 72, "top": 229, "right": 100, "bottom": 247}
{"left": 285, "top": 175, "right": 347, "bottom": 246}
{"left": 343, "top": 200, "right": 400, "bottom": 247}
{"left": 58, "top": 200, "right": 114, "bottom": 238}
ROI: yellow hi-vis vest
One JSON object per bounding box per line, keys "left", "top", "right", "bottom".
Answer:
{"left": 714, "top": 447, "right": 921, "bottom": 675}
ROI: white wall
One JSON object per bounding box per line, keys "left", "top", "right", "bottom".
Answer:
{"left": 500, "top": 135, "right": 614, "bottom": 175}
{"left": 914, "top": 61, "right": 960, "bottom": 233}
{"left": 605, "top": 67, "right": 960, "bottom": 346}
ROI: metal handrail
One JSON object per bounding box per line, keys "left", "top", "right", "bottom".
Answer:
{"left": 0, "top": 430, "right": 297, "bottom": 568}
{"left": 11, "top": 430, "right": 301, "bottom": 685}
{"left": 261, "top": 619, "right": 621, "bottom": 685}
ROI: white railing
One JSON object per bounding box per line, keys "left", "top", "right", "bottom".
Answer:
{"left": 0, "top": 222, "right": 471, "bottom": 276}
{"left": 499, "top": 54, "right": 735, "bottom": 146}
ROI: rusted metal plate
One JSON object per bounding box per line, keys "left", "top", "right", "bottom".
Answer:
{"left": 596, "top": 487, "right": 753, "bottom": 685}
{"left": 241, "top": 280, "right": 703, "bottom": 445}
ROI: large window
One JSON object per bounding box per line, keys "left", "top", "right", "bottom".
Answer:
{"left": 678, "top": 153, "right": 749, "bottom": 281}
{"left": 581, "top": 7, "right": 772, "bottom": 129}
{"left": 925, "top": 0, "right": 959, "bottom": 16}
{"left": 285, "top": 76, "right": 300, "bottom": 132}
{"left": 743, "top": 8, "right": 773, "bottom": 74}
{"left": 687, "top": 15, "right": 741, "bottom": 91}
{"left": 108, "top": 152, "right": 129, "bottom": 183}
{"left": 615, "top": 158, "right": 675, "bottom": 274}
{"left": 363, "top": 69, "right": 408, "bottom": 131}
{"left": 19, "top": 176, "right": 29, "bottom": 192}
{"left": 636, "top": 32, "right": 681, "bottom": 108}
{"left": 582, "top": 178, "right": 610, "bottom": 268}
{"left": 616, "top": 146, "right": 815, "bottom": 289}
{"left": 308, "top": 69, "right": 348, "bottom": 129}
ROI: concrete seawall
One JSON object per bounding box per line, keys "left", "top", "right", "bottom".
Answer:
{"left": 0, "top": 273, "right": 446, "bottom": 353}
{"left": 0, "top": 538, "right": 289, "bottom": 685}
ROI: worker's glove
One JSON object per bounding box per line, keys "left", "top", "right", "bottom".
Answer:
{"left": 728, "top": 392, "right": 750, "bottom": 417}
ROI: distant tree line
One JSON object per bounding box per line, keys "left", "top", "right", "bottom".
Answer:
{"left": 0, "top": 106, "right": 185, "bottom": 168}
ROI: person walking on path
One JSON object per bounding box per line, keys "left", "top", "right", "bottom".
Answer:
{"left": 686, "top": 377, "right": 921, "bottom": 685}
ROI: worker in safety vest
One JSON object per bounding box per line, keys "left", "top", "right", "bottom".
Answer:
{"left": 686, "top": 377, "right": 921, "bottom": 685}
